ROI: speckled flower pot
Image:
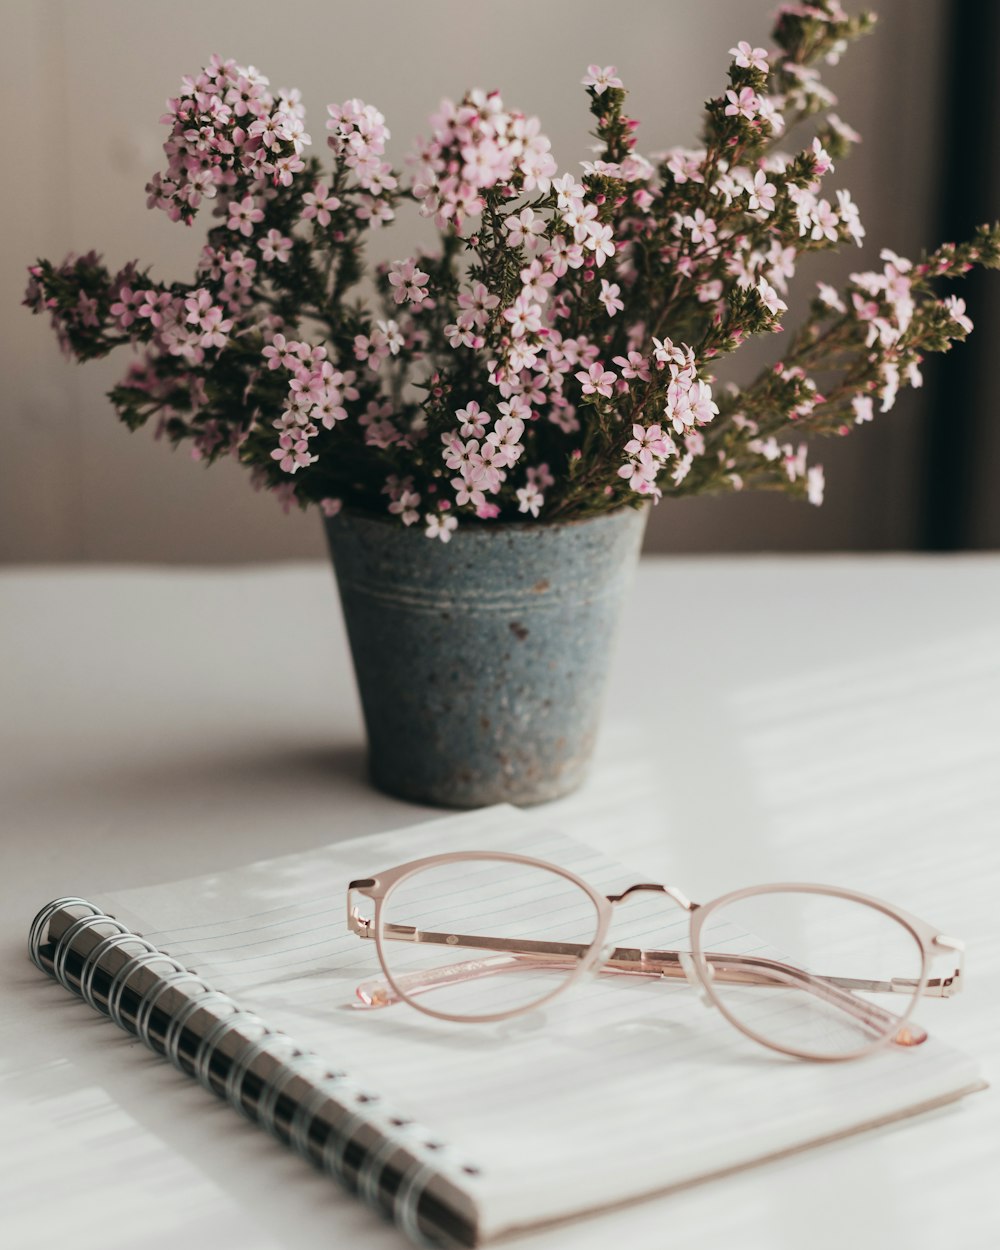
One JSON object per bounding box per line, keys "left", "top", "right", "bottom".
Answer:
{"left": 323, "top": 505, "right": 648, "bottom": 808}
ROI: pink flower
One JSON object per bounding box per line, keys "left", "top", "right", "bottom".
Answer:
{"left": 457, "top": 282, "right": 500, "bottom": 327}
{"left": 388, "top": 488, "right": 422, "bottom": 526}
{"left": 544, "top": 234, "right": 585, "bottom": 277}
{"left": 451, "top": 473, "right": 486, "bottom": 510}
{"left": 455, "top": 401, "right": 488, "bottom": 438}
{"left": 810, "top": 199, "right": 840, "bottom": 243}
{"left": 725, "top": 87, "right": 760, "bottom": 121}
{"left": 599, "top": 279, "right": 624, "bottom": 317}
{"left": 270, "top": 432, "right": 317, "bottom": 474}
{"left": 811, "top": 137, "right": 835, "bottom": 176}
{"left": 582, "top": 65, "right": 623, "bottom": 95}
{"left": 612, "top": 351, "right": 650, "bottom": 381}
{"left": 319, "top": 498, "right": 342, "bottom": 518}
{"left": 109, "top": 287, "right": 140, "bottom": 328}
{"left": 441, "top": 435, "right": 478, "bottom": 475}
{"left": 729, "top": 42, "right": 769, "bottom": 73}
{"left": 851, "top": 291, "right": 879, "bottom": 321}
{"left": 138, "top": 290, "right": 174, "bottom": 327}
{"left": 356, "top": 196, "right": 394, "bottom": 226}
{"left": 301, "top": 183, "right": 341, "bottom": 227}
{"left": 76, "top": 292, "right": 99, "bottom": 327}
{"left": 625, "top": 423, "right": 673, "bottom": 458}
{"left": 503, "top": 295, "right": 543, "bottom": 338}
{"left": 516, "top": 484, "right": 544, "bottom": 517}
{"left": 388, "top": 258, "right": 430, "bottom": 305}
{"left": 199, "top": 306, "right": 233, "bottom": 349}
{"left": 486, "top": 415, "right": 525, "bottom": 468}
{"left": 563, "top": 198, "right": 599, "bottom": 242}
{"left": 184, "top": 288, "right": 214, "bottom": 327}
{"left": 444, "top": 318, "right": 480, "bottom": 350}
{"left": 262, "top": 333, "right": 294, "bottom": 369}
{"left": 311, "top": 389, "right": 348, "bottom": 428}
{"left": 520, "top": 259, "right": 557, "bottom": 304}
{"left": 227, "top": 195, "right": 264, "bottom": 236}
{"left": 505, "top": 207, "right": 546, "bottom": 250}
{"left": 617, "top": 449, "right": 661, "bottom": 497}
{"left": 576, "top": 362, "right": 617, "bottom": 398}
{"left": 682, "top": 208, "right": 717, "bottom": 246}
{"left": 259, "top": 230, "right": 293, "bottom": 263}
{"left": 666, "top": 149, "right": 706, "bottom": 185}
{"left": 274, "top": 153, "right": 305, "bottom": 187}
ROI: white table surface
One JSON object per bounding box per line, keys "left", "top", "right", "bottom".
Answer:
{"left": 2, "top": 556, "right": 999, "bottom": 1250}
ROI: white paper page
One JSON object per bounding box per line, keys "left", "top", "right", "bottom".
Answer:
{"left": 96, "top": 806, "right": 984, "bottom": 1241}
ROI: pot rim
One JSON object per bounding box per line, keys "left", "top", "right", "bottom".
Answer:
{"left": 326, "top": 500, "right": 650, "bottom": 534}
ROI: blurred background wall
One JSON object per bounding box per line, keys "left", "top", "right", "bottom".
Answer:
{"left": 2, "top": 0, "right": 997, "bottom": 562}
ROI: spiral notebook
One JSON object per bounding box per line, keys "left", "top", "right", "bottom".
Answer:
{"left": 29, "top": 805, "right": 985, "bottom": 1248}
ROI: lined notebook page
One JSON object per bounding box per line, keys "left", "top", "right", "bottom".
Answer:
{"left": 95, "top": 806, "right": 984, "bottom": 1242}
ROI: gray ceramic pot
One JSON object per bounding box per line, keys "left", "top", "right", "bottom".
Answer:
{"left": 324, "top": 505, "right": 648, "bottom": 808}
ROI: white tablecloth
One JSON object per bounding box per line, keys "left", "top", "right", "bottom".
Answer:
{"left": 2, "top": 556, "right": 998, "bottom": 1249}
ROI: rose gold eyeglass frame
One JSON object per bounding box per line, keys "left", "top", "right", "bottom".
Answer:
{"left": 346, "top": 851, "right": 964, "bottom": 1062}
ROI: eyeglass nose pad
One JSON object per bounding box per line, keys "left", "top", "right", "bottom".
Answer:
{"left": 581, "top": 938, "right": 620, "bottom": 985}
{"left": 677, "top": 951, "right": 715, "bottom": 1009}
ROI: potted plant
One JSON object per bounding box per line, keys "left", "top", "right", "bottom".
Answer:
{"left": 24, "top": 3, "right": 999, "bottom": 806}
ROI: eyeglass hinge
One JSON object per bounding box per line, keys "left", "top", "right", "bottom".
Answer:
{"left": 348, "top": 905, "right": 374, "bottom": 939}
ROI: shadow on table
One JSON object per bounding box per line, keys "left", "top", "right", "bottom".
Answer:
{"left": 12, "top": 739, "right": 371, "bottom": 810}
{"left": 6, "top": 738, "right": 441, "bottom": 878}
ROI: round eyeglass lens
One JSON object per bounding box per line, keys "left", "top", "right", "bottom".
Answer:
{"left": 695, "top": 889, "right": 926, "bottom": 1059}
{"left": 377, "top": 857, "right": 601, "bottom": 1020}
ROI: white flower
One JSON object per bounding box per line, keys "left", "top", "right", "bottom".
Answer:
{"left": 944, "top": 295, "right": 974, "bottom": 334}
{"left": 581, "top": 65, "right": 623, "bottom": 95}
{"left": 671, "top": 453, "right": 694, "bottom": 485}
{"left": 757, "top": 277, "right": 787, "bottom": 318}
{"left": 599, "top": 279, "right": 624, "bottom": 317}
{"left": 817, "top": 283, "right": 846, "bottom": 313}
{"left": 746, "top": 169, "right": 777, "bottom": 214}
{"left": 852, "top": 395, "right": 874, "bottom": 425}
{"left": 425, "top": 513, "right": 458, "bottom": 542}
{"left": 837, "top": 189, "right": 865, "bottom": 246}
{"left": 807, "top": 465, "right": 825, "bottom": 507}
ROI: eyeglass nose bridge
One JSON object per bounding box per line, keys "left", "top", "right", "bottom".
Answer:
{"left": 605, "top": 882, "right": 698, "bottom": 912}
{"left": 596, "top": 884, "right": 713, "bottom": 1005}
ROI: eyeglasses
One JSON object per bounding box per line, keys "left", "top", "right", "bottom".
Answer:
{"left": 346, "top": 851, "right": 964, "bottom": 1061}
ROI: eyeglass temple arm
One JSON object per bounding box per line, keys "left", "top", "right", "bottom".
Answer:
{"left": 352, "top": 946, "right": 924, "bottom": 1046}
{"left": 350, "top": 919, "right": 959, "bottom": 1043}
{"left": 351, "top": 916, "right": 962, "bottom": 1000}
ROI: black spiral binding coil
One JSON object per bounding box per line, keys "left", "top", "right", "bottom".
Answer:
{"left": 29, "top": 897, "right": 478, "bottom": 1249}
